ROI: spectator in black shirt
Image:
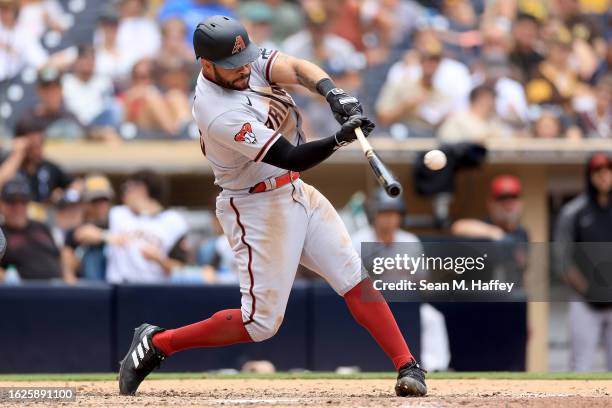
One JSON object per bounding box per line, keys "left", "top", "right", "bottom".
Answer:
{"left": 0, "top": 175, "right": 68, "bottom": 282}
{"left": 554, "top": 152, "right": 612, "bottom": 371}
{"left": 509, "top": 13, "right": 544, "bottom": 81}
{"left": 0, "top": 116, "right": 72, "bottom": 204}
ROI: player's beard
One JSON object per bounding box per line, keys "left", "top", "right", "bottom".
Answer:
{"left": 212, "top": 66, "right": 250, "bottom": 91}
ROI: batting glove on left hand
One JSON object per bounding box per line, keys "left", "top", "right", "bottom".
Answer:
{"left": 325, "top": 88, "right": 364, "bottom": 125}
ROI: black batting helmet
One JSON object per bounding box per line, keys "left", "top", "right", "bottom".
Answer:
{"left": 193, "top": 15, "right": 260, "bottom": 69}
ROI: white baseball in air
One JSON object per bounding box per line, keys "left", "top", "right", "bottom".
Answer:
{"left": 424, "top": 149, "right": 447, "bottom": 171}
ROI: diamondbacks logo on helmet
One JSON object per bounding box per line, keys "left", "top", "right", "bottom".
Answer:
{"left": 232, "top": 35, "right": 246, "bottom": 55}
{"left": 234, "top": 123, "right": 257, "bottom": 144}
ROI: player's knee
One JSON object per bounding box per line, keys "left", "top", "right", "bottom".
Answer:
{"left": 251, "top": 315, "right": 284, "bottom": 342}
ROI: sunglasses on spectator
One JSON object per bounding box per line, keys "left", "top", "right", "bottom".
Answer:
{"left": 592, "top": 165, "right": 612, "bottom": 173}
{"left": 494, "top": 194, "right": 520, "bottom": 202}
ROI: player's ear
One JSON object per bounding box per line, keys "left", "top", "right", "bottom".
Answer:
{"left": 199, "top": 58, "right": 211, "bottom": 71}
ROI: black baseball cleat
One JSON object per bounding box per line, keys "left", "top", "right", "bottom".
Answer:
{"left": 118, "top": 323, "right": 166, "bottom": 395}
{"left": 395, "top": 360, "right": 427, "bottom": 397}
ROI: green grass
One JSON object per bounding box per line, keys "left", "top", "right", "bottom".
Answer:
{"left": 1, "top": 372, "right": 612, "bottom": 382}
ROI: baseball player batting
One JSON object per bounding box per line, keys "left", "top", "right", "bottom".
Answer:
{"left": 118, "top": 15, "right": 427, "bottom": 398}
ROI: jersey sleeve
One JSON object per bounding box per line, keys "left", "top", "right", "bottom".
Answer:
{"left": 208, "top": 109, "right": 282, "bottom": 162}
{"left": 251, "top": 48, "right": 280, "bottom": 85}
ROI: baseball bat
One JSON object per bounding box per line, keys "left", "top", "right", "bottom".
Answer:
{"left": 354, "top": 127, "right": 402, "bottom": 197}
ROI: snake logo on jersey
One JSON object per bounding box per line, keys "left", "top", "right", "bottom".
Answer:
{"left": 234, "top": 123, "right": 257, "bottom": 144}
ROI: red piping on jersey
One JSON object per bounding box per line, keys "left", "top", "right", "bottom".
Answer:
{"left": 230, "top": 198, "right": 256, "bottom": 325}
{"left": 254, "top": 131, "right": 281, "bottom": 162}
{"left": 265, "top": 50, "right": 279, "bottom": 83}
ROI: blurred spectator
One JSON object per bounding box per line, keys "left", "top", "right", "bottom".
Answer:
{"left": 532, "top": 108, "right": 583, "bottom": 139}
{"left": 282, "top": 3, "right": 364, "bottom": 73}
{"left": 94, "top": 7, "right": 129, "bottom": 81}
{"left": 0, "top": 118, "right": 71, "bottom": 204}
{"left": 17, "top": 0, "right": 69, "bottom": 41}
{"left": 196, "top": 217, "right": 236, "bottom": 283}
{"left": 51, "top": 187, "right": 83, "bottom": 247}
{"left": 238, "top": 1, "right": 277, "bottom": 49}
{"left": 554, "top": 153, "right": 612, "bottom": 371}
{"left": 509, "top": 13, "right": 544, "bottom": 81}
{"left": 62, "top": 45, "right": 122, "bottom": 143}
{"left": 104, "top": 170, "right": 189, "bottom": 283}
{"left": 554, "top": 0, "right": 606, "bottom": 53}
{"left": 121, "top": 59, "right": 191, "bottom": 137}
{"left": 17, "top": 67, "right": 85, "bottom": 140}
{"left": 576, "top": 75, "right": 611, "bottom": 138}
{"left": 259, "top": 0, "right": 303, "bottom": 44}
{"left": 451, "top": 175, "right": 529, "bottom": 243}
{"left": 438, "top": 85, "right": 512, "bottom": 144}
{"left": 438, "top": 0, "right": 481, "bottom": 64}
{"left": 157, "top": 0, "right": 234, "bottom": 44}
{"left": 0, "top": 174, "right": 68, "bottom": 282}
{"left": 0, "top": 0, "right": 48, "bottom": 81}
{"left": 117, "top": 0, "right": 161, "bottom": 74}
{"left": 157, "top": 17, "right": 195, "bottom": 67}
{"left": 376, "top": 44, "right": 455, "bottom": 137}
{"left": 62, "top": 174, "right": 114, "bottom": 281}
{"left": 350, "top": 188, "right": 451, "bottom": 372}
{"left": 525, "top": 27, "right": 587, "bottom": 111}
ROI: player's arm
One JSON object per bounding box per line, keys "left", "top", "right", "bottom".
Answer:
{"left": 270, "top": 52, "right": 369, "bottom": 125}
{"left": 263, "top": 116, "right": 373, "bottom": 172}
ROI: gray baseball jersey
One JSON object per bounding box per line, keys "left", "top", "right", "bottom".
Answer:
{"left": 192, "top": 49, "right": 304, "bottom": 190}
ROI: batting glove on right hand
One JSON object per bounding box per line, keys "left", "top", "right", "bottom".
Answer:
{"left": 334, "top": 115, "right": 376, "bottom": 147}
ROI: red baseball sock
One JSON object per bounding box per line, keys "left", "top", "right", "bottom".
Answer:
{"left": 344, "top": 279, "right": 414, "bottom": 370}
{"left": 152, "top": 309, "right": 252, "bottom": 356}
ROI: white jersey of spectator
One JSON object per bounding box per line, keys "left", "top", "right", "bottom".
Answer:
{"left": 437, "top": 109, "right": 512, "bottom": 143}
{"left": 0, "top": 21, "right": 48, "bottom": 81}
{"left": 351, "top": 226, "right": 421, "bottom": 255}
{"left": 495, "top": 77, "right": 529, "bottom": 124}
{"left": 192, "top": 49, "right": 303, "bottom": 190}
{"left": 386, "top": 57, "right": 471, "bottom": 111}
{"left": 62, "top": 73, "right": 114, "bottom": 125}
{"left": 117, "top": 16, "right": 161, "bottom": 73}
{"left": 281, "top": 30, "right": 364, "bottom": 72}
{"left": 106, "top": 205, "right": 188, "bottom": 283}
{"left": 17, "top": 0, "right": 69, "bottom": 40}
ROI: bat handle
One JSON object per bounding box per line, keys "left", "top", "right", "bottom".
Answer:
{"left": 354, "top": 127, "right": 374, "bottom": 154}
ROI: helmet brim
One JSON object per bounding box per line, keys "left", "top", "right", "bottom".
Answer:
{"left": 214, "top": 42, "right": 261, "bottom": 69}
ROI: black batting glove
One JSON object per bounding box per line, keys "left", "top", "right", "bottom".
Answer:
{"left": 316, "top": 78, "right": 364, "bottom": 124}
{"left": 334, "top": 115, "right": 376, "bottom": 148}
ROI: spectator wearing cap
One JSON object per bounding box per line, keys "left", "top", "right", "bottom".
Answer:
{"left": 553, "top": 152, "right": 612, "bottom": 371}
{"left": 0, "top": 108, "right": 72, "bottom": 204}
{"left": 62, "top": 45, "right": 122, "bottom": 143}
{"left": 437, "top": 85, "right": 512, "bottom": 144}
{"left": 376, "top": 43, "right": 456, "bottom": 138}
{"left": 350, "top": 188, "right": 451, "bottom": 372}
{"left": 15, "top": 67, "right": 85, "bottom": 140}
{"left": 62, "top": 174, "right": 115, "bottom": 281}
{"left": 51, "top": 187, "right": 83, "bottom": 248}
{"left": 451, "top": 175, "right": 529, "bottom": 243}
{"left": 0, "top": 0, "right": 48, "bottom": 81}
{"left": 0, "top": 174, "right": 66, "bottom": 282}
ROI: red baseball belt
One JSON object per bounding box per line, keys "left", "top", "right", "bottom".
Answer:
{"left": 249, "top": 171, "right": 300, "bottom": 194}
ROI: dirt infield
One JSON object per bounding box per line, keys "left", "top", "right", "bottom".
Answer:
{"left": 2, "top": 379, "right": 612, "bottom": 407}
